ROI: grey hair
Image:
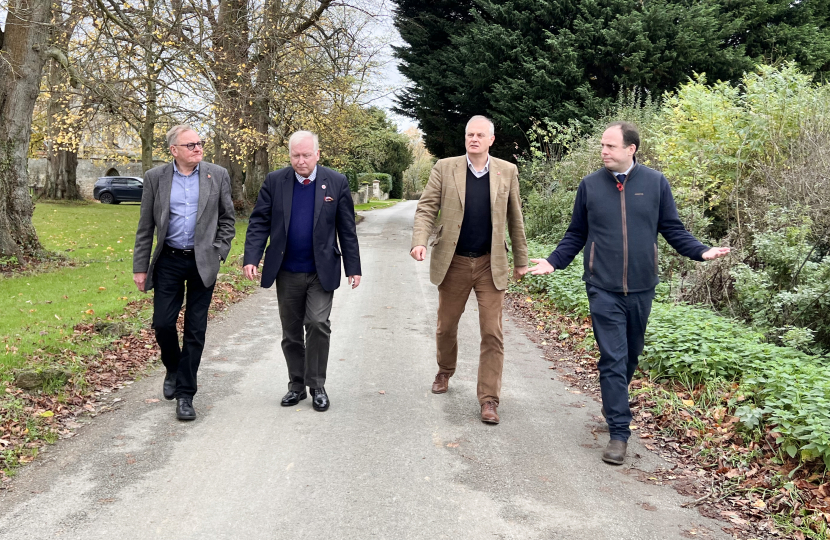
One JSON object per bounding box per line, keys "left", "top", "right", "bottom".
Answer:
{"left": 288, "top": 130, "right": 319, "bottom": 153}
{"left": 166, "top": 125, "right": 198, "bottom": 147}
{"left": 465, "top": 115, "right": 495, "bottom": 136}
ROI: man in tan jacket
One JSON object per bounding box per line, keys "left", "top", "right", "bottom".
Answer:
{"left": 411, "top": 115, "right": 529, "bottom": 424}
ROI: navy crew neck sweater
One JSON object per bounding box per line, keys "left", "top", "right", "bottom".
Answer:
{"left": 281, "top": 181, "right": 316, "bottom": 273}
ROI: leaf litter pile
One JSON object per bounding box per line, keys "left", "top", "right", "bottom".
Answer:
{"left": 0, "top": 251, "right": 76, "bottom": 279}
{"left": 505, "top": 293, "right": 829, "bottom": 540}
{"left": 0, "top": 279, "right": 252, "bottom": 486}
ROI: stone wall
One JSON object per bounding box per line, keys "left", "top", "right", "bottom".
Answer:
{"left": 352, "top": 185, "right": 370, "bottom": 206}
{"left": 28, "top": 159, "right": 160, "bottom": 199}
{"left": 371, "top": 180, "right": 389, "bottom": 201}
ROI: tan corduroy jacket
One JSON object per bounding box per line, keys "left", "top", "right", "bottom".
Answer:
{"left": 411, "top": 155, "right": 529, "bottom": 290}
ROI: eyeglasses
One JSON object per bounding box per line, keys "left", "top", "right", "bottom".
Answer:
{"left": 174, "top": 141, "right": 206, "bottom": 151}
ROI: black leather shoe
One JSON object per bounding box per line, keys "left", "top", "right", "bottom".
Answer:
{"left": 176, "top": 398, "right": 196, "bottom": 421}
{"left": 310, "top": 387, "right": 329, "bottom": 412}
{"left": 602, "top": 439, "right": 627, "bottom": 465}
{"left": 163, "top": 372, "right": 176, "bottom": 401}
{"left": 281, "top": 389, "right": 307, "bottom": 407}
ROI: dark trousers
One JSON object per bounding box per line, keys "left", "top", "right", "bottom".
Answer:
{"left": 152, "top": 250, "right": 215, "bottom": 398}
{"left": 586, "top": 283, "right": 655, "bottom": 442}
{"left": 276, "top": 271, "right": 334, "bottom": 392}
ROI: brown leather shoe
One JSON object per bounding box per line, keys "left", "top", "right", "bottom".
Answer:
{"left": 481, "top": 401, "right": 500, "bottom": 424}
{"left": 431, "top": 372, "right": 450, "bottom": 394}
{"left": 602, "top": 440, "right": 627, "bottom": 465}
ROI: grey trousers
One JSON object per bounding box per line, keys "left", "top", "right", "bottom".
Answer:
{"left": 276, "top": 270, "right": 334, "bottom": 391}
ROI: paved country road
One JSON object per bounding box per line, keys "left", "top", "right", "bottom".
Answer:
{"left": 0, "top": 201, "right": 730, "bottom": 540}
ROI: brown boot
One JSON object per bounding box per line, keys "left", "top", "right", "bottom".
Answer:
{"left": 480, "top": 401, "right": 500, "bottom": 424}
{"left": 602, "top": 440, "right": 627, "bottom": 465}
{"left": 431, "top": 372, "right": 450, "bottom": 394}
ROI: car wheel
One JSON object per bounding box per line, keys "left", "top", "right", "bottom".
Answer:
{"left": 100, "top": 192, "right": 115, "bottom": 204}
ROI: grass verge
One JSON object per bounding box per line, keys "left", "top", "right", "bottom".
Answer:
{"left": 354, "top": 198, "right": 402, "bottom": 211}
{"left": 0, "top": 201, "right": 255, "bottom": 482}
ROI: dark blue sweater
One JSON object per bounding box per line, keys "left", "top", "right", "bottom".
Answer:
{"left": 281, "top": 181, "right": 316, "bottom": 273}
{"left": 547, "top": 163, "right": 708, "bottom": 294}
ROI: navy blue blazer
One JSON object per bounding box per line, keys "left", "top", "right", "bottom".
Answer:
{"left": 243, "top": 165, "right": 361, "bottom": 291}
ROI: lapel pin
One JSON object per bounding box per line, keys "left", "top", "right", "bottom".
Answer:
{"left": 322, "top": 184, "right": 326, "bottom": 189}
{"left": 207, "top": 174, "right": 211, "bottom": 178}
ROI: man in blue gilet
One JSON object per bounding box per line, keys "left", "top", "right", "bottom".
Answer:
{"left": 528, "top": 121, "right": 730, "bottom": 465}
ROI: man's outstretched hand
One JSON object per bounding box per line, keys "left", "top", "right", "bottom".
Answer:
{"left": 702, "top": 247, "right": 731, "bottom": 260}
{"left": 528, "top": 258, "right": 555, "bottom": 275}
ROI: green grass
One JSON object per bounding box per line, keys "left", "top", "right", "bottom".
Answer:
{"left": 354, "top": 199, "right": 402, "bottom": 211}
{"left": 0, "top": 202, "right": 249, "bottom": 381}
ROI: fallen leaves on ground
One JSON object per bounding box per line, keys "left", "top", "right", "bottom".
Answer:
{"left": 0, "top": 275, "right": 254, "bottom": 486}
{"left": 0, "top": 251, "right": 76, "bottom": 279}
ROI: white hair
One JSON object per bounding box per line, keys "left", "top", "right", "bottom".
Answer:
{"left": 288, "top": 130, "right": 319, "bottom": 153}
{"left": 465, "top": 115, "right": 495, "bottom": 136}
{"left": 166, "top": 124, "right": 197, "bottom": 147}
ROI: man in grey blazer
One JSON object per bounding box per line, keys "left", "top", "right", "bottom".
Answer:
{"left": 133, "top": 125, "right": 235, "bottom": 420}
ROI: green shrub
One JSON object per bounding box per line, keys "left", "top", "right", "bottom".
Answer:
{"left": 730, "top": 208, "right": 830, "bottom": 350}
{"left": 390, "top": 172, "right": 403, "bottom": 199}
{"left": 642, "top": 301, "right": 830, "bottom": 469}
{"left": 345, "top": 171, "right": 359, "bottom": 193}
{"left": 524, "top": 241, "right": 590, "bottom": 318}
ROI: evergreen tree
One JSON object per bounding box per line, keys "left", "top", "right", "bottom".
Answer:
{"left": 393, "top": 0, "right": 481, "bottom": 158}
{"left": 393, "top": 0, "right": 830, "bottom": 158}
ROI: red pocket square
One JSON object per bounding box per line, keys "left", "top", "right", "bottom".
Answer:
{"left": 325, "top": 196, "right": 334, "bottom": 202}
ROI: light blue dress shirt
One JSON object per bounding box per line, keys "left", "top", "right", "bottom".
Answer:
{"left": 165, "top": 162, "right": 200, "bottom": 249}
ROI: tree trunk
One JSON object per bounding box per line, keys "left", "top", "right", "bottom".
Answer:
{"left": 45, "top": 148, "right": 80, "bottom": 200}
{"left": 140, "top": 0, "right": 158, "bottom": 174}
{"left": 140, "top": 80, "right": 157, "bottom": 174}
{"left": 245, "top": 98, "right": 269, "bottom": 209}
{"left": 214, "top": 0, "right": 250, "bottom": 211}
{"left": 214, "top": 136, "right": 246, "bottom": 212}
{"left": 44, "top": 61, "right": 81, "bottom": 200}
{"left": 0, "top": 0, "right": 52, "bottom": 257}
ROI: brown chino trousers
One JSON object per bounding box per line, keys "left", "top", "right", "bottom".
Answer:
{"left": 436, "top": 253, "right": 505, "bottom": 404}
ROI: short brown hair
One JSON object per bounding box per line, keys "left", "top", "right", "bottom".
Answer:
{"left": 606, "top": 121, "right": 639, "bottom": 152}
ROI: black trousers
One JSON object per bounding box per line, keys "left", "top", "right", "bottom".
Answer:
{"left": 152, "top": 249, "right": 215, "bottom": 398}
{"left": 586, "top": 283, "right": 655, "bottom": 442}
{"left": 276, "top": 271, "right": 334, "bottom": 392}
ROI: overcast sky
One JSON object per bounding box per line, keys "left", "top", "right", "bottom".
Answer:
{"left": 0, "top": 3, "right": 415, "bottom": 130}
{"left": 366, "top": 1, "right": 417, "bottom": 132}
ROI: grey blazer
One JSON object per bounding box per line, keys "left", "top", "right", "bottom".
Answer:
{"left": 133, "top": 161, "right": 236, "bottom": 291}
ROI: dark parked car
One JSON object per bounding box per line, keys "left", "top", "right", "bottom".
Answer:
{"left": 93, "top": 176, "right": 144, "bottom": 204}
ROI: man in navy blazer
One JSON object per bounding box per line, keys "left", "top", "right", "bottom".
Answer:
{"left": 243, "top": 130, "right": 361, "bottom": 411}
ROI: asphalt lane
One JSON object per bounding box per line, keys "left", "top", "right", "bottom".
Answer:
{"left": 0, "top": 201, "right": 729, "bottom": 539}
